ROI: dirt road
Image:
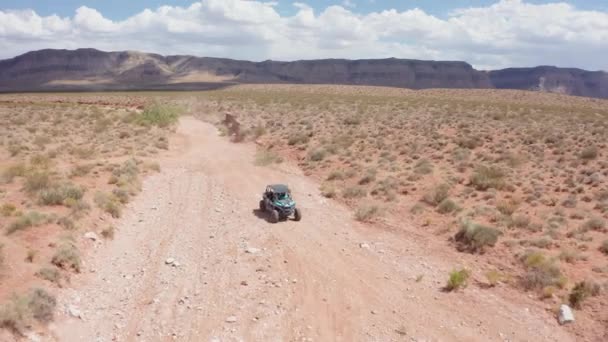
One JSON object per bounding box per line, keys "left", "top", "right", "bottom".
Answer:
{"left": 50, "top": 117, "right": 573, "bottom": 342}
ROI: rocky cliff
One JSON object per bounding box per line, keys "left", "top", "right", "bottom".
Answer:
{"left": 0, "top": 48, "right": 606, "bottom": 98}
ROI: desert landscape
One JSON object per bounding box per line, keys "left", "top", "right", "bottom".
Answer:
{"left": 0, "top": 85, "right": 605, "bottom": 341}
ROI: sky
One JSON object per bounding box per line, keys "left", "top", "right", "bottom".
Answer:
{"left": 0, "top": 0, "right": 607, "bottom": 70}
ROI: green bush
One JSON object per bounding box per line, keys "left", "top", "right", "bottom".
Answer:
{"left": 455, "top": 222, "right": 501, "bottom": 253}
{"left": 137, "top": 104, "right": 181, "bottom": 127}
{"left": 446, "top": 269, "right": 470, "bottom": 291}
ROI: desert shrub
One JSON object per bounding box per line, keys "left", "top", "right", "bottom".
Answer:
{"left": 423, "top": 184, "right": 450, "bottom": 206}
{"left": 24, "top": 171, "right": 50, "bottom": 193}
{"left": 254, "top": 149, "right": 282, "bottom": 166}
{"left": 2, "top": 163, "right": 27, "bottom": 182}
{"left": 94, "top": 192, "right": 122, "bottom": 218}
{"left": 51, "top": 244, "right": 81, "bottom": 272}
{"left": 600, "top": 240, "right": 608, "bottom": 255}
{"left": 446, "top": 269, "right": 470, "bottom": 291}
{"left": 308, "top": 149, "right": 326, "bottom": 162}
{"left": 251, "top": 125, "right": 266, "bottom": 139}
{"left": 485, "top": 270, "right": 503, "bottom": 287}
{"left": 101, "top": 226, "right": 115, "bottom": 239}
{"left": 57, "top": 216, "right": 76, "bottom": 231}
{"left": 343, "top": 116, "right": 361, "bottom": 125}
{"left": 39, "top": 183, "right": 84, "bottom": 206}
{"left": 358, "top": 171, "right": 376, "bottom": 185}
{"left": 455, "top": 222, "right": 501, "bottom": 253}
{"left": 70, "top": 164, "right": 94, "bottom": 177}
{"left": 70, "top": 146, "right": 96, "bottom": 159}
{"left": 580, "top": 146, "right": 598, "bottom": 160}
{"left": 569, "top": 281, "right": 601, "bottom": 309}
{"left": 6, "top": 212, "right": 46, "bottom": 235}
{"left": 496, "top": 199, "right": 519, "bottom": 216}
{"left": 1, "top": 203, "right": 16, "bottom": 217}
{"left": 137, "top": 103, "right": 181, "bottom": 127}
{"left": 354, "top": 204, "right": 380, "bottom": 222}
{"left": 112, "top": 188, "right": 130, "bottom": 204}
{"left": 0, "top": 288, "right": 56, "bottom": 334}
{"left": 558, "top": 249, "right": 581, "bottom": 264}
{"left": 25, "top": 250, "right": 36, "bottom": 263}
{"left": 470, "top": 165, "right": 506, "bottom": 191}
{"left": 456, "top": 136, "right": 482, "bottom": 149}
{"left": 287, "top": 133, "right": 309, "bottom": 146}
{"left": 320, "top": 184, "right": 336, "bottom": 198}
{"left": 30, "top": 154, "right": 51, "bottom": 169}
{"left": 414, "top": 159, "right": 433, "bottom": 175}
{"left": 27, "top": 288, "right": 56, "bottom": 323}
{"left": 342, "top": 186, "right": 367, "bottom": 199}
{"left": 521, "top": 251, "right": 566, "bottom": 291}
{"left": 508, "top": 215, "right": 531, "bottom": 229}
{"left": 581, "top": 217, "right": 606, "bottom": 232}
{"left": 437, "top": 199, "right": 459, "bottom": 214}
{"left": 36, "top": 267, "right": 62, "bottom": 286}
{"left": 326, "top": 170, "right": 344, "bottom": 181}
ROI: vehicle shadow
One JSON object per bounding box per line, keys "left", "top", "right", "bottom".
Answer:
{"left": 252, "top": 209, "right": 270, "bottom": 222}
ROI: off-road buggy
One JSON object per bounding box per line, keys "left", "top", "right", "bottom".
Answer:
{"left": 259, "top": 184, "right": 302, "bottom": 223}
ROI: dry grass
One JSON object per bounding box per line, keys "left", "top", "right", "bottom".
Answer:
{"left": 0, "top": 96, "right": 176, "bottom": 334}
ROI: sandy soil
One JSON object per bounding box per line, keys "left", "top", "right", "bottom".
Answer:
{"left": 43, "top": 117, "right": 574, "bottom": 342}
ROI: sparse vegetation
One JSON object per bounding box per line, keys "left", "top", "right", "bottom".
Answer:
{"left": 569, "top": 281, "right": 601, "bottom": 309}
{"left": 51, "top": 243, "right": 81, "bottom": 272}
{"left": 0, "top": 288, "right": 56, "bottom": 334}
{"left": 354, "top": 204, "right": 380, "bottom": 222}
{"left": 446, "top": 269, "right": 470, "bottom": 291}
{"left": 521, "top": 251, "right": 566, "bottom": 291}
{"left": 455, "top": 221, "right": 501, "bottom": 253}
{"left": 255, "top": 149, "right": 283, "bottom": 166}
{"left": 6, "top": 211, "right": 47, "bottom": 235}
{"left": 137, "top": 103, "right": 181, "bottom": 127}
{"left": 470, "top": 165, "right": 506, "bottom": 191}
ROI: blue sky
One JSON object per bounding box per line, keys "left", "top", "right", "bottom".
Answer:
{"left": 1, "top": 0, "right": 607, "bottom": 70}
{"left": 2, "top": 0, "right": 607, "bottom": 19}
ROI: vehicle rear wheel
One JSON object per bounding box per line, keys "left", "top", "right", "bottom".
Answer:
{"left": 294, "top": 208, "right": 302, "bottom": 221}
{"left": 270, "top": 209, "right": 279, "bottom": 223}
{"left": 259, "top": 200, "right": 265, "bottom": 212}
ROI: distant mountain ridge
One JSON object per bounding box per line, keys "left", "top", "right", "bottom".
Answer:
{"left": 0, "top": 48, "right": 606, "bottom": 99}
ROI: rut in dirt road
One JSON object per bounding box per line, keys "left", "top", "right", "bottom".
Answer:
{"left": 49, "top": 117, "right": 573, "bottom": 342}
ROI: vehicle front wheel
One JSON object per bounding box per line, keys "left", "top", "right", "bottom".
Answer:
{"left": 270, "top": 209, "right": 280, "bottom": 223}
{"left": 259, "top": 200, "right": 265, "bottom": 212}
{"left": 294, "top": 208, "right": 302, "bottom": 221}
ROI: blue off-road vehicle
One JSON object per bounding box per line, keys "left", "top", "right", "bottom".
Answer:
{"left": 259, "top": 184, "right": 302, "bottom": 223}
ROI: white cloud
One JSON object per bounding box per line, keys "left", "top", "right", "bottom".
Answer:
{"left": 0, "top": 0, "right": 607, "bottom": 70}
